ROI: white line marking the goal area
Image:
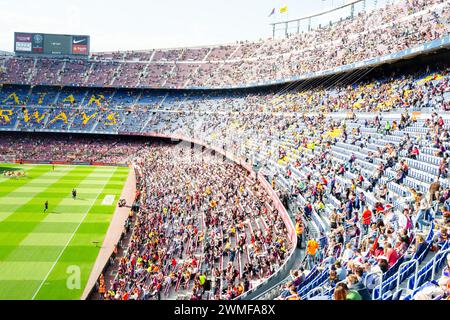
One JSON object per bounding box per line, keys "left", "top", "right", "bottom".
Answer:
{"left": 101, "top": 195, "right": 115, "bottom": 205}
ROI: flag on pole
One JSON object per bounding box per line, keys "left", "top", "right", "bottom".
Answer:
{"left": 279, "top": 5, "right": 288, "bottom": 13}
{"left": 268, "top": 8, "right": 275, "bottom": 17}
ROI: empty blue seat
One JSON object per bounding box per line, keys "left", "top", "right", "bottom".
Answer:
{"left": 382, "top": 291, "right": 393, "bottom": 300}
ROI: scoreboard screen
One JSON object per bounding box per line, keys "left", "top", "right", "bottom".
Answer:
{"left": 14, "top": 32, "right": 90, "bottom": 57}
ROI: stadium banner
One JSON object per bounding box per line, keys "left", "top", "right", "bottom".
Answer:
{"left": 44, "top": 34, "right": 71, "bottom": 55}
{"left": 91, "top": 162, "right": 128, "bottom": 167}
{"left": 32, "top": 33, "right": 44, "bottom": 53}
{"left": 15, "top": 33, "right": 31, "bottom": 42}
{"left": 72, "top": 35, "right": 89, "bottom": 55}
{"left": 14, "top": 33, "right": 32, "bottom": 52}
{"left": 51, "top": 160, "right": 82, "bottom": 165}
{"left": 15, "top": 42, "right": 32, "bottom": 52}
{"left": 14, "top": 32, "right": 90, "bottom": 57}
{"left": 16, "top": 160, "right": 50, "bottom": 164}
{"left": 72, "top": 44, "right": 88, "bottom": 55}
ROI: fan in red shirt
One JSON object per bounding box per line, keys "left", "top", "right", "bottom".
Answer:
{"left": 385, "top": 242, "right": 399, "bottom": 267}
{"left": 410, "top": 146, "right": 419, "bottom": 159}
{"left": 374, "top": 202, "right": 384, "bottom": 213}
{"left": 362, "top": 206, "right": 372, "bottom": 234}
{"left": 191, "top": 257, "right": 198, "bottom": 268}
{"left": 358, "top": 174, "right": 364, "bottom": 185}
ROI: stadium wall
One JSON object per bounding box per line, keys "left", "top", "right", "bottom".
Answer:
{"left": 11, "top": 159, "right": 129, "bottom": 167}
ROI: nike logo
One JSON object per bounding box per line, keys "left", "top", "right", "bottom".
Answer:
{"left": 73, "top": 39, "right": 86, "bottom": 44}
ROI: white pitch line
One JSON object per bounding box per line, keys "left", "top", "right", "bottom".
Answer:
{"left": 31, "top": 168, "right": 117, "bottom": 300}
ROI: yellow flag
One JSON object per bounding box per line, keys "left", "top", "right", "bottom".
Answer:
{"left": 280, "top": 5, "right": 288, "bottom": 13}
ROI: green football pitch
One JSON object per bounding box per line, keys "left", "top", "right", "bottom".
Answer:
{"left": 0, "top": 163, "right": 130, "bottom": 300}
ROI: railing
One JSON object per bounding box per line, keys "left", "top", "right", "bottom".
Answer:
{"left": 306, "top": 286, "right": 325, "bottom": 300}
{"left": 396, "top": 258, "right": 419, "bottom": 293}
{"left": 85, "top": 225, "right": 130, "bottom": 299}
{"left": 365, "top": 270, "right": 383, "bottom": 300}
{"left": 84, "top": 167, "right": 140, "bottom": 299}
{"left": 431, "top": 248, "right": 450, "bottom": 280}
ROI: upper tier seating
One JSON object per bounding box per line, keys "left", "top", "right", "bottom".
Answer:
{"left": 1, "top": 0, "right": 448, "bottom": 89}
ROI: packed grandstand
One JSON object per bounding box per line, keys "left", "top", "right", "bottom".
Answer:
{"left": 0, "top": 0, "right": 450, "bottom": 301}
{"left": 1, "top": 0, "right": 449, "bottom": 89}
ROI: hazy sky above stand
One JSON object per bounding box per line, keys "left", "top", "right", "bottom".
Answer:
{"left": 0, "top": 0, "right": 351, "bottom": 52}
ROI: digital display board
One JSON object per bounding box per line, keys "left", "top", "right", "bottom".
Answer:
{"left": 14, "top": 32, "right": 90, "bottom": 57}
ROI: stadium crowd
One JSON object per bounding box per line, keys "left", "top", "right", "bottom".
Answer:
{"left": 0, "top": 64, "right": 448, "bottom": 131}
{"left": 1, "top": 65, "right": 449, "bottom": 300}
{"left": 0, "top": 133, "right": 148, "bottom": 164}
{"left": 0, "top": 0, "right": 449, "bottom": 300}
{"left": 268, "top": 112, "right": 450, "bottom": 300}
{"left": 103, "top": 144, "right": 291, "bottom": 300}
{"left": 148, "top": 86, "right": 450, "bottom": 300}
{"left": 0, "top": 0, "right": 448, "bottom": 89}
{"left": 1, "top": 62, "right": 449, "bottom": 299}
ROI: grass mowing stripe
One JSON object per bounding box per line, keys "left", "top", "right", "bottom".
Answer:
{"left": 34, "top": 169, "right": 127, "bottom": 299}
{"left": 0, "top": 166, "right": 96, "bottom": 298}
{"left": 31, "top": 167, "right": 119, "bottom": 300}
{"left": 0, "top": 166, "right": 80, "bottom": 224}
{"left": 0, "top": 164, "right": 128, "bottom": 299}
{"left": 0, "top": 165, "right": 55, "bottom": 197}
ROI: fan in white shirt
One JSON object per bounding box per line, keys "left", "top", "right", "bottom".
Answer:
{"left": 342, "top": 242, "right": 355, "bottom": 262}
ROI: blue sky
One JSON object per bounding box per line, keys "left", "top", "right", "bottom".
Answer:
{"left": 0, "top": 0, "right": 355, "bottom": 52}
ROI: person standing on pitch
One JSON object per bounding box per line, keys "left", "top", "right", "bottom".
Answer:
{"left": 72, "top": 188, "right": 77, "bottom": 200}
{"left": 44, "top": 200, "right": 48, "bottom": 213}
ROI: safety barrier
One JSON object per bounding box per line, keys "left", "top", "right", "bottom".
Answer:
{"left": 396, "top": 259, "right": 419, "bottom": 293}
{"left": 365, "top": 270, "right": 384, "bottom": 300}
